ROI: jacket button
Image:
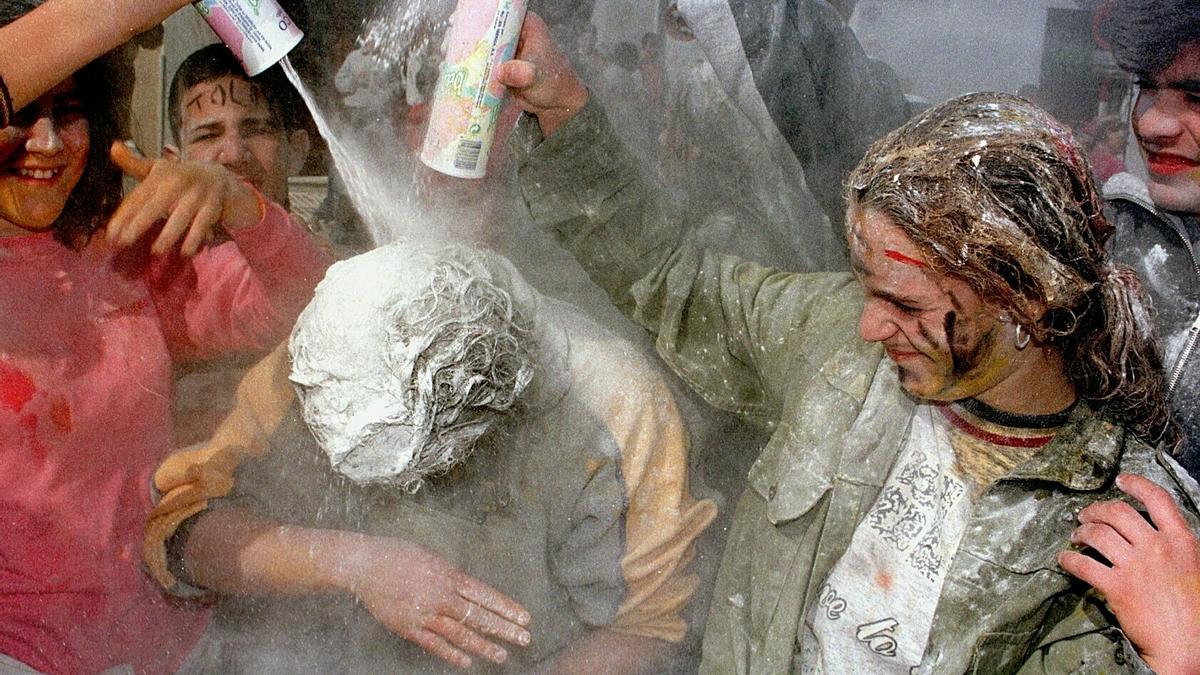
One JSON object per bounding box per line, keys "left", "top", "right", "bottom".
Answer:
{"left": 768, "top": 485, "right": 778, "bottom": 500}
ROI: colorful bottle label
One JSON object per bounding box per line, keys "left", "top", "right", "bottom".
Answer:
{"left": 194, "top": 0, "right": 304, "bottom": 76}
{"left": 420, "top": 0, "right": 527, "bottom": 179}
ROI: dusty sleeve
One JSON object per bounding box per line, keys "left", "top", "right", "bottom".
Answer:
{"left": 143, "top": 342, "right": 295, "bottom": 592}
{"left": 580, "top": 355, "right": 718, "bottom": 643}
{"left": 147, "top": 197, "right": 333, "bottom": 361}
{"left": 515, "top": 101, "right": 861, "bottom": 420}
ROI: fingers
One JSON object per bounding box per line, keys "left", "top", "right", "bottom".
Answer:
{"left": 109, "top": 140, "right": 155, "bottom": 180}
{"left": 513, "top": 11, "right": 549, "bottom": 60}
{"left": 1058, "top": 549, "right": 1112, "bottom": 589}
{"left": 496, "top": 60, "right": 537, "bottom": 90}
{"left": 107, "top": 180, "right": 165, "bottom": 248}
{"left": 458, "top": 579, "right": 531, "bottom": 627}
{"left": 1118, "top": 472, "right": 1192, "bottom": 535}
{"left": 1078, "top": 498, "right": 1156, "bottom": 546}
{"left": 460, "top": 600, "right": 532, "bottom": 648}
{"left": 426, "top": 615, "right": 509, "bottom": 665}
{"left": 155, "top": 191, "right": 203, "bottom": 256}
{"left": 408, "top": 627, "right": 473, "bottom": 670}
{"left": 1070, "top": 522, "right": 1134, "bottom": 567}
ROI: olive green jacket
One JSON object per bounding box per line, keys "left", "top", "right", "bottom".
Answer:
{"left": 513, "top": 101, "right": 1200, "bottom": 674}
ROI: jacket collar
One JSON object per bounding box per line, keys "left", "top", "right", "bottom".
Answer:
{"left": 1001, "top": 404, "right": 1125, "bottom": 491}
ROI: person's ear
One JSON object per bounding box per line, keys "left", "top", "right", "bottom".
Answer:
{"left": 162, "top": 144, "right": 181, "bottom": 161}
{"left": 285, "top": 129, "right": 310, "bottom": 176}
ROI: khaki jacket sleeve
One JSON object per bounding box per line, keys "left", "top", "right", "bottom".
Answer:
{"left": 515, "top": 101, "right": 857, "bottom": 421}
{"left": 143, "top": 342, "right": 295, "bottom": 591}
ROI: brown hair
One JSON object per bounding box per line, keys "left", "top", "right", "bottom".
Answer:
{"left": 847, "top": 92, "right": 1175, "bottom": 444}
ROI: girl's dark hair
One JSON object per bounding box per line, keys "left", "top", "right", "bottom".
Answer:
{"left": 847, "top": 92, "right": 1177, "bottom": 445}
{"left": 1, "top": 0, "right": 124, "bottom": 248}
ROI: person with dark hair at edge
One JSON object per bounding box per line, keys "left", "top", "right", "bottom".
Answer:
{"left": 1047, "top": 1, "right": 1200, "bottom": 671}
{"left": 1100, "top": 0, "right": 1200, "bottom": 479}
{"left": 493, "top": 13, "right": 1200, "bottom": 674}
{"left": 0, "top": 0, "right": 333, "bottom": 672}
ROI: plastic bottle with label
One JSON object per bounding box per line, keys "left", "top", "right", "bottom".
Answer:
{"left": 420, "top": 0, "right": 527, "bottom": 179}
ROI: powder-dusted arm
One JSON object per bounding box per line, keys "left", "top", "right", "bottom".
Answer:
{"left": 143, "top": 341, "right": 535, "bottom": 669}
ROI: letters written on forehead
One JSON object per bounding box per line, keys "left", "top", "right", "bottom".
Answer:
{"left": 185, "top": 77, "right": 265, "bottom": 119}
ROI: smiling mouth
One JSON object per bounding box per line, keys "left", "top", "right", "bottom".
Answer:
{"left": 886, "top": 348, "right": 923, "bottom": 362}
{"left": 13, "top": 167, "right": 64, "bottom": 181}
{"left": 1146, "top": 152, "right": 1200, "bottom": 176}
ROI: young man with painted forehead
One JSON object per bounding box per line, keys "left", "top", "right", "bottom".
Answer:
{"left": 165, "top": 44, "right": 322, "bottom": 446}
{"left": 493, "top": 14, "right": 1200, "bottom": 674}
{"left": 166, "top": 44, "right": 310, "bottom": 211}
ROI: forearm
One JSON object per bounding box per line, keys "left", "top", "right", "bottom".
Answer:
{"left": 516, "top": 99, "right": 683, "bottom": 316}
{"left": 182, "top": 506, "right": 359, "bottom": 597}
{"left": 223, "top": 202, "right": 334, "bottom": 322}
{"left": 532, "top": 630, "right": 675, "bottom": 675}
{"left": 167, "top": 206, "right": 332, "bottom": 356}
{"left": 0, "top": 0, "right": 189, "bottom": 110}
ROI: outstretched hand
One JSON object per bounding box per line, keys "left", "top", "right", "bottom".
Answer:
{"left": 338, "top": 537, "right": 533, "bottom": 669}
{"left": 495, "top": 13, "right": 589, "bottom": 137}
{"left": 1059, "top": 472, "right": 1200, "bottom": 675}
{"left": 106, "top": 141, "right": 263, "bottom": 257}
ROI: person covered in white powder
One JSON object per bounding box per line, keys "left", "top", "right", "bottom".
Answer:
{"left": 144, "top": 241, "right": 717, "bottom": 674}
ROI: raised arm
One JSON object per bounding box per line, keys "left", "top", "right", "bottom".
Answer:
{"left": 498, "top": 15, "right": 863, "bottom": 420}
{"left": 0, "top": 0, "right": 190, "bottom": 114}
{"left": 107, "top": 143, "right": 333, "bottom": 357}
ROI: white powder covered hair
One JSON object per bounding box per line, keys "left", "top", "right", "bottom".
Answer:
{"left": 289, "top": 242, "right": 536, "bottom": 489}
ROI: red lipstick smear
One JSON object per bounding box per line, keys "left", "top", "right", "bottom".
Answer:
{"left": 0, "top": 362, "right": 36, "bottom": 413}
{"left": 1147, "top": 153, "right": 1200, "bottom": 177}
{"left": 884, "top": 249, "right": 928, "bottom": 268}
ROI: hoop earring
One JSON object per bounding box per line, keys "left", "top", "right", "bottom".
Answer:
{"left": 1014, "top": 324, "right": 1031, "bottom": 350}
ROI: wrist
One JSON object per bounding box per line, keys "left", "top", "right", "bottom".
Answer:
{"left": 537, "top": 85, "right": 589, "bottom": 137}
{"left": 319, "top": 530, "right": 381, "bottom": 596}
{"left": 223, "top": 180, "right": 267, "bottom": 232}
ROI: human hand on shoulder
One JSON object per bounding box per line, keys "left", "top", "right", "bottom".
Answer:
{"left": 106, "top": 141, "right": 264, "bottom": 256}
{"left": 332, "top": 535, "right": 533, "bottom": 670}
{"left": 495, "top": 13, "right": 589, "bottom": 137}
{"left": 1058, "top": 472, "right": 1200, "bottom": 675}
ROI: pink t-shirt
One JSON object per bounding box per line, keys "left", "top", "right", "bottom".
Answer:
{"left": 0, "top": 203, "right": 331, "bottom": 674}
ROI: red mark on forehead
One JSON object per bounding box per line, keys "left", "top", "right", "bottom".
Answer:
{"left": 884, "top": 249, "right": 929, "bottom": 269}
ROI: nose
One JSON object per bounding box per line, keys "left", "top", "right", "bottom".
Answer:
{"left": 859, "top": 302, "right": 899, "bottom": 343}
{"left": 25, "top": 116, "right": 63, "bottom": 155}
{"left": 1133, "top": 89, "right": 1183, "bottom": 146}
{"left": 214, "top": 134, "right": 250, "bottom": 166}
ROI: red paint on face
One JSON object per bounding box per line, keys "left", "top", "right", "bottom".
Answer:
{"left": 850, "top": 208, "right": 1012, "bottom": 402}
{"left": 0, "top": 362, "right": 36, "bottom": 413}
{"left": 884, "top": 249, "right": 929, "bottom": 268}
